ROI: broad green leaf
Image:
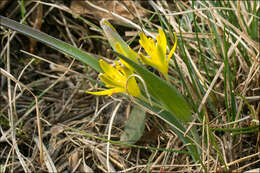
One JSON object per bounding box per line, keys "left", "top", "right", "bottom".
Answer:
{"left": 114, "top": 51, "right": 192, "bottom": 123}
{"left": 0, "top": 15, "right": 102, "bottom": 72}
{"left": 120, "top": 105, "right": 146, "bottom": 145}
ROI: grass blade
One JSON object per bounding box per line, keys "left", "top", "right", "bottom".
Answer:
{"left": 0, "top": 15, "right": 102, "bottom": 72}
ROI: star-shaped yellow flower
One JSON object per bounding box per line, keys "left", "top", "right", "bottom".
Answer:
{"left": 139, "top": 29, "right": 177, "bottom": 79}
{"left": 86, "top": 60, "right": 141, "bottom": 97}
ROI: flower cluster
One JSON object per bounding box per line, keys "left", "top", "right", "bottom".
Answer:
{"left": 87, "top": 22, "right": 177, "bottom": 98}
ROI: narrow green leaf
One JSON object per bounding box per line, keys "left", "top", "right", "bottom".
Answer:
{"left": 120, "top": 106, "right": 146, "bottom": 145}
{"left": 114, "top": 51, "right": 192, "bottom": 123}
{"left": 0, "top": 15, "right": 102, "bottom": 72}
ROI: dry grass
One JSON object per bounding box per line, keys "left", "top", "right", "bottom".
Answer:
{"left": 0, "top": 0, "right": 259, "bottom": 172}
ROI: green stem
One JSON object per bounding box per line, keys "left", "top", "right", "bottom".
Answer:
{"left": 165, "top": 73, "right": 170, "bottom": 83}
{"left": 139, "top": 95, "right": 164, "bottom": 110}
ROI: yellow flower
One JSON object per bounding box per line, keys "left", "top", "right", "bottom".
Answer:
{"left": 86, "top": 60, "right": 141, "bottom": 97}
{"left": 139, "top": 29, "right": 177, "bottom": 78}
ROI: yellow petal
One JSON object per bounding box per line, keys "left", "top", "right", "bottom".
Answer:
{"left": 157, "top": 29, "right": 167, "bottom": 57}
{"left": 167, "top": 32, "right": 177, "bottom": 65}
{"left": 127, "top": 78, "right": 141, "bottom": 97}
{"left": 99, "top": 60, "right": 123, "bottom": 81}
{"left": 99, "top": 74, "right": 125, "bottom": 88}
{"left": 156, "top": 29, "right": 167, "bottom": 64}
{"left": 139, "top": 32, "right": 155, "bottom": 56}
{"left": 86, "top": 88, "right": 124, "bottom": 96}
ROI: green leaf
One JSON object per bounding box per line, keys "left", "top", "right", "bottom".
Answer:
{"left": 114, "top": 51, "right": 192, "bottom": 123}
{"left": 0, "top": 15, "right": 102, "bottom": 72}
{"left": 120, "top": 106, "right": 146, "bottom": 145}
{"left": 100, "top": 19, "right": 139, "bottom": 63}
